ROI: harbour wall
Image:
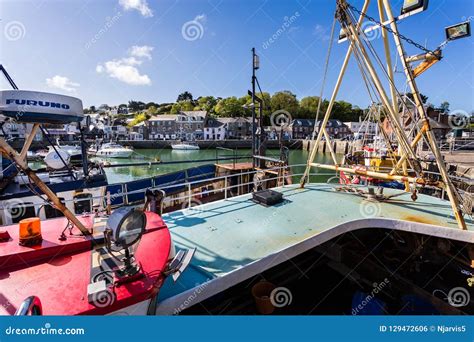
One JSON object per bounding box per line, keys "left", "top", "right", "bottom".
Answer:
{"left": 10, "top": 139, "right": 303, "bottom": 151}
{"left": 301, "top": 139, "right": 363, "bottom": 155}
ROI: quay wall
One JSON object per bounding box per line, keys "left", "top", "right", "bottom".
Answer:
{"left": 10, "top": 139, "right": 302, "bottom": 151}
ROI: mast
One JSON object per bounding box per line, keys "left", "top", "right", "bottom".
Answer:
{"left": 301, "top": 0, "right": 468, "bottom": 230}
{"left": 251, "top": 48, "right": 257, "bottom": 168}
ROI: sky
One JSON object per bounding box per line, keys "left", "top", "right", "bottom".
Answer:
{"left": 0, "top": 0, "right": 473, "bottom": 112}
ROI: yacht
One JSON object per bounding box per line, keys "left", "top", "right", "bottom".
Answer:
{"left": 95, "top": 142, "right": 134, "bottom": 158}
{"left": 171, "top": 142, "right": 200, "bottom": 150}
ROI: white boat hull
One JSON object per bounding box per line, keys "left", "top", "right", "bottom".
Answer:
{"left": 96, "top": 150, "right": 133, "bottom": 158}
{"left": 171, "top": 144, "right": 199, "bottom": 150}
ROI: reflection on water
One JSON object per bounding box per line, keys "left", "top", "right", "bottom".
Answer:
{"left": 98, "top": 148, "right": 338, "bottom": 184}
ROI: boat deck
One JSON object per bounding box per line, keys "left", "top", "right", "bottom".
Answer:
{"left": 157, "top": 183, "right": 474, "bottom": 313}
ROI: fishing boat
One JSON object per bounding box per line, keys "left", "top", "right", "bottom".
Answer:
{"left": 0, "top": 0, "right": 473, "bottom": 317}
{"left": 171, "top": 142, "right": 200, "bottom": 150}
{"left": 95, "top": 142, "right": 134, "bottom": 158}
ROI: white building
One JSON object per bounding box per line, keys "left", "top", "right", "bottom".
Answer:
{"left": 204, "top": 117, "right": 226, "bottom": 140}
{"left": 344, "top": 121, "right": 378, "bottom": 138}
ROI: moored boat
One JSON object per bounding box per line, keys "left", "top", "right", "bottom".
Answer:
{"left": 95, "top": 142, "right": 134, "bottom": 158}
{"left": 171, "top": 142, "right": 200, "bottom": 150}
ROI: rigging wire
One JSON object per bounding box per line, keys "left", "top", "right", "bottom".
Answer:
{"left": 341, "top": 7, "right": 421, "bottom": 174}
{"left": 311, "top": 17, "right": 337, "bottom": 140}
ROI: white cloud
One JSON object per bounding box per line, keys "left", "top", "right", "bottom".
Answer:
{"left": 96, "top": 58, "right": 151, "bottom": 86}
{"left": 129, "top": 45, "right": 154, "bottom": 60}
{"left": 96, "top": 47, "right": 153, "bottom": 86}
{"left": 46, "top": 75, "right": 80, "bottom": 93}
{"left": 119, "top": 0, "right": 153, "bottom": 17}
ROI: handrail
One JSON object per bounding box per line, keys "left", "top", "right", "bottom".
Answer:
{"left": 1, "top": 163, "right": 471, "bottom": 214}
{"left": 15, "top": 296, "right": 42, "bottom": 315}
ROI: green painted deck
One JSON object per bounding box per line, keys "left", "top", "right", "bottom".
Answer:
{"left": 158, "top": 184, "right": 473, "bottom": 303}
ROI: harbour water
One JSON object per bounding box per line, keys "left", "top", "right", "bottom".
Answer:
{"left": 98, "top": 149, "right": 338, "bottom": 184}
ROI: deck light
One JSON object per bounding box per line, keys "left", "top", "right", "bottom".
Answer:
{"left": 401, "top": 0, "right": 429, "bottom": 15}
{"left": 106, "top": 207, "right": 146, "bottom": 249}
{"left": 105, "top": 207, "right": 146, "bottom": 277}
{"left": 445, "top": 21, "right": 471, "bottom": 41}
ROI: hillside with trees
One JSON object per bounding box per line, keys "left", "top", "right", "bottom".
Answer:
{"left": 86, "top": 90, "right": 373, "bottom": 124}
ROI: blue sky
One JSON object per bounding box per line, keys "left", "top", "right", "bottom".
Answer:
{"left": 1, "top": 0, "right": 473, "bottom": 111}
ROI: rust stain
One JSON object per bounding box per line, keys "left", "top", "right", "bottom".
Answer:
{"left": 403, "top": 215, "right": 438, "bottom": 225}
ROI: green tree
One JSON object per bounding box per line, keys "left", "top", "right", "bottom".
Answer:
{"left": 406, "top": 92, "right": 428, "bottom": 104}
{"left": 270, "top": 91, "right": 300, "bottom": 117}
{"left": 128, "top": 100, "right": 145, "bottom": 112}
{"left": 177, "top": 91, "right": 193, "bottom": 103}
{"left": 145, "top": 102, "right": 159, "bottom": 109}
{"left": 299, "top": 96, "right": 327, "bottom": 119}
{"left": 147, "top": 105, "right": 158, "bottom": 116}
{"left": 214, "top": 97, "right": 246, "bottom": 117}
{"left": 128, "top": 112, "right": 149, "bottom": 128}
{"left": 439, "top": 101, "right": 450, "bottom": 113}
{"left": 195, "top": 96, "right": 218, "bottom": 113}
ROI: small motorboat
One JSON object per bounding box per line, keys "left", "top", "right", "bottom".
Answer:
{"left": 95, "top": 143, "right": 134, "bottom": 158}
{"left": 171, "top": 142, "right": 199, "bottom": 150}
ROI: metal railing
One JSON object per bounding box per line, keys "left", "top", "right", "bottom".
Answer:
{"left": 15, "top": 296, "right": 42, "bottom": 315}
{"left": 1, "top": 163, "right": 471, "bottom": 218}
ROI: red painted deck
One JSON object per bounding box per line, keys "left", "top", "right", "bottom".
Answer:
{"left": 0, "top": 212, "right": 171, "bottom": 315}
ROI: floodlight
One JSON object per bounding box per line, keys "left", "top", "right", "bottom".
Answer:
{"left": 104, "top": 207, "right": 146, "bottom": 278}
{"left": 445, "top": 21, "right": 471, "bottom": 41}
{"left": 401, "top": 0, "right": 429, "bottom": 15}
{"left": 106, "top": 207, "right": 146, "bottom": 249}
